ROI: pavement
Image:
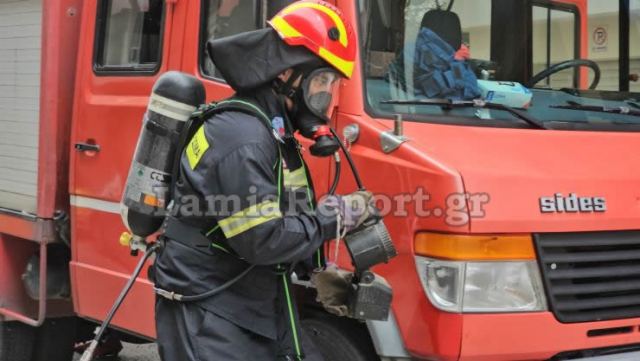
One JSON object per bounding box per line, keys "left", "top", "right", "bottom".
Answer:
{"left": 72, "top": 343, "right": 161, "bottom": 361}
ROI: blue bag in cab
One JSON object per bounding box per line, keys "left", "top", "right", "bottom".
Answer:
{"left": 413, "top": 28, "right": 481, "bottom": 100}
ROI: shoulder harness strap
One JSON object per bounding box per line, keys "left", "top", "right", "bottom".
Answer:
{"left": 169, "top": 97, "right": 283, "bottom": 202}
{"left": 197, "top": 98, "right": 273, "bottom": 132}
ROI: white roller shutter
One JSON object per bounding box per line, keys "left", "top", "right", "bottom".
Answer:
{"left": 0, "top": 0, "right": 41, "bottom": 213}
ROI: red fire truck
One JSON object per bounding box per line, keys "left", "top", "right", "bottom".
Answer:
{"left": 2, "top": 0, "right": 640, "bottom": 360}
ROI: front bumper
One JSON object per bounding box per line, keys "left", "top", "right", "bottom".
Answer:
{"left": 458, "top": 312, "right": 640, "bottom": 361}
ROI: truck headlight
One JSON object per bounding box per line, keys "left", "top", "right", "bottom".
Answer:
{"left": 414, "top": 233, "right": 547, "bottom": 313}
{"left": 420, "top": 259, "right": 464, "bottom": 312}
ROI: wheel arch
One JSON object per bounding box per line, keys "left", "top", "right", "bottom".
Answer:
{"left": 293, "top": 279, "right": 411, "bottom": 359}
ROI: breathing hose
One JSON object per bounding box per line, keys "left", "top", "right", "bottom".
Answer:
{"left": 329, "top": 152, "right": 341, "bottom": 195}
{"left": 329, "top": 127, "right": 364, "bottom": 191}
{"left": 79, "top": 243, "right": 160, "bottom": 361}
{"left": 154, "top": 265, "right": 256, "bottom": 302}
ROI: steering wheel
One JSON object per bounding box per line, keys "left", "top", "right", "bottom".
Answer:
{"left": 468, "top": 59, "right": 499, "bottom": 79}
{"left": 526, "top": 59, "right": 601, "bottom": 90}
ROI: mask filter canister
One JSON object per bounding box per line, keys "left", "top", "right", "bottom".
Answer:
{"left": 344, "top": 216, "right": 397, "bottom": 321}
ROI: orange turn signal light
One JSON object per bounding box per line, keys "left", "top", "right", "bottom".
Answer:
{"left": 143, "top": 194, "right": 160, "bottom": 207}
{"left": 414, "top": 232, "right": 536, "bottom": 260}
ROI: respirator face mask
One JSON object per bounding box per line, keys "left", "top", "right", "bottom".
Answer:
{"left": 293, "top": 67, "right": 342, "bottom": 157}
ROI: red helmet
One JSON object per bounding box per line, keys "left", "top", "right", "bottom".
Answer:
{"left": 268, "top": 1, "right": 357, "bottom": 79}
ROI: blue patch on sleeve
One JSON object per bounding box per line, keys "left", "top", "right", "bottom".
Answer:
{"left": 272, "top": 116, "right": 285, "bottom": 137}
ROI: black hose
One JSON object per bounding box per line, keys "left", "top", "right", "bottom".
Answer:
{"left": 329, "top": 153, "right": 341, "bottom": 195}
{"left": 329, "top": 127, "right": 364, "bottom": 190}
{"left": 79, "top": 243, "right": 160, "bottom": 361}
{"left": 175, "top": 265, "right": 256, "bottom": 302}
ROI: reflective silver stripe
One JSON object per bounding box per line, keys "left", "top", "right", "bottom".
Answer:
{"left": 70, "top": 195, "right": 120, "bottom": 214}
{"left": 218, "top": 200, "right": 282, "bottom": 238}
{"left": 366, "top": 312, "right": 411, "bottom": 358}
{"left": 147, "top": 93, "right": 197, "bottom": 121}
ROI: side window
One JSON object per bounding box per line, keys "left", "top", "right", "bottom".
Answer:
{"left": 586, "top": 1, "right": 623, "bottom": 91}
{"left": 94, "top": 0, "right": 164, "bottom": 74}
{"left": 531, "top": 2, "right": 579, "bottom": 88}
{"left": 632, "top": 0, "right": 640, "bottom": 92}
{"left": 201, "top": 0, "right": 294, "bottom": 79}
{"left": 201, "top": 0, "right": 261, "bottom": 78}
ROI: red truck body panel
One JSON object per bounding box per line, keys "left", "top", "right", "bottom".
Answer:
{"left": 0, "top": 0, "right": 81, "bottom": 326}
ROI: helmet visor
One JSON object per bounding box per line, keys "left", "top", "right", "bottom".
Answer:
{"left": 302, "top": 68, "right": 342, "bottom": 119}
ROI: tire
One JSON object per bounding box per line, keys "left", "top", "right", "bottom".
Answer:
{"left": 0, "top": 320, "right": 36, "bottom": 361}
{"left": 31, "top": 317, "right": 77, "bottom": 361}
{"left": 301, "top": 315, "right": 380, "bottom": 361}
{"left": 0, "top": 317, "right": 77, "bottom": 361}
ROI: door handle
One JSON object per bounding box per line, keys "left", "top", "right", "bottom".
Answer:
{"left": 74, "top": 142, "right": 100, "bottom": 153}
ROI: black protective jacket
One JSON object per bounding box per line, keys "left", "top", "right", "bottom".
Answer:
{"left": 154, "top": 86, "right": 337, "bottom": 359}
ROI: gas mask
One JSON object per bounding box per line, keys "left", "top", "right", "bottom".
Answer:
{"left": 287, "top": 68, "right": 343, "bottom": 157}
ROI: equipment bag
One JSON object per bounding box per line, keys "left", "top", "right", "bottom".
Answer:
{"left": 413, "top": 28, "right": 481, "bottom": 100}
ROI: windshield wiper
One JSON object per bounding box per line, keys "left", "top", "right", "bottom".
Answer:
{"left": 381, "top": 98, "right": 548, "bottom": 129}
{"left": 628, "top": 101, "right": 640, "bottom": 110}
{"left": 551, "top": 101, "right": 640, "bottom": 117}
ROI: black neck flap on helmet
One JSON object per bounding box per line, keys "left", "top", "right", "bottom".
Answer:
{"left": 207, "top": 28, "right": 320, "bottom": 93}
{"left": 207, "top": 28, "right": 341, "bottom": 157}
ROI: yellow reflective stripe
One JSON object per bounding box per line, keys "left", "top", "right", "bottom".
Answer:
{"left": 279, "top": 2, "right": 348, "bottom": 47}
{"left": 270, "top": 16, "right": 302, "bottom": 39}
{"left": 319, "top": 47, "right": 354, "bottom": 78}
{"left": 218, "top": 200, "right": 282, "bottom": 238}
{"left": 296, "top": 153, "right": 314, "bottom": 211}
{"left": 186, "top": 126, "right": 210, "bottom": 170}
{"left": 282, "top": 274, "right": 303, "bottom": 358}
{"left": 284, "top": 167, "right": 308, "bottom": 189}
{"left": 271, "top": 14, "right": 353, "bottom": 77}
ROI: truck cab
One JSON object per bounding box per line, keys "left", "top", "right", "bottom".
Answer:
{"left": 1, "top": 0, "right": 640, "bottom": 360}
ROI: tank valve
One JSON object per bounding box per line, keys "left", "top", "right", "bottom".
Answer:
{"left": 119, "top": 232, "right": 133, "bottom": 247}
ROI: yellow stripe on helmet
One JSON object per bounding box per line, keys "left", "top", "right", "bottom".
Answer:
{"left": 270, "top": 15, "right": 302, "bottom": 39}
{"left": 280, "top": 2, "right": 348, "bottom": 47}
{"left": 319, "top": 47, "right": 354, "bottom": 78}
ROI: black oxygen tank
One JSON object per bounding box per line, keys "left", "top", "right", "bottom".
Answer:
{"left": 120, "top": 72, "right": 205, "bottom": 238}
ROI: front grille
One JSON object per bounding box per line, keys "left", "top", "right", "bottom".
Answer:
{"left": 535, "top": 231, "right": 640, "bottom": 323}
{"left": 550, "top": 343, "right": 640, "bottom": 360}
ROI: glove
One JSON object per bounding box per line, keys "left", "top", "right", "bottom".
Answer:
{"left": 455, "top": 44, "right": 471, "bottom": 61}
{"left": 311, "top": 265, "right": 354, "bottom": 317}
{"left": 318, "top": 191, "right": 375, "bottom": 234}
{"left": 342, "top": 191, "right": 376, "bottom": 232}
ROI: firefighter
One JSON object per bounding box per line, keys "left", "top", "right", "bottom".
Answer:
{"left": 153, "top": 1, "right": 369, "bottom": 360}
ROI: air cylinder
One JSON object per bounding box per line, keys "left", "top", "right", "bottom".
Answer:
{"left": 120, "top": 72, "right": 205, "bottom": 238}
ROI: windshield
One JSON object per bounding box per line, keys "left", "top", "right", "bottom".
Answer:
{"left": 359, "top": 0, "right": 640, "bottom": 131}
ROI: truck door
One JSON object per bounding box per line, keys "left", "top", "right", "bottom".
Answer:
{"left": 69, "top": 0, "right": 187, "bottom": 338}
